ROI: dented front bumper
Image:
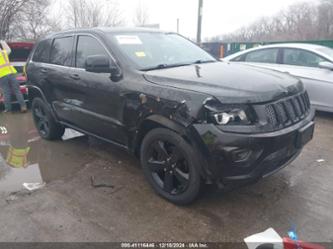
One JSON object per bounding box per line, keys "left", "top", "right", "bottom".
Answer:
{"left": 193, "top": 109, "right": 315, "bottom": 184}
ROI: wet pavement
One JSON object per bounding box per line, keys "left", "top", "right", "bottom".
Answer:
{"left": 0, "top": 113, "right": 88, "bottom": 194}
{"left": 0, "top": 111, "right": 332, "bottom": 242}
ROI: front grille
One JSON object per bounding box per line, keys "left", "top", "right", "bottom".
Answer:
{"left": 265, "top": 91, "right": 311, "bottom": 129}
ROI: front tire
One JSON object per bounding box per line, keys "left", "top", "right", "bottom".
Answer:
{"left": 32, "top": 97, "right": 65, "bottom": 140}
{"left": 140, "top": 128, "right": 202, "bottom": 205}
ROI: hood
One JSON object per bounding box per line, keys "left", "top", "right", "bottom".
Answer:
{"left": 143, "top": 62, "right": 303, "bottom": 104}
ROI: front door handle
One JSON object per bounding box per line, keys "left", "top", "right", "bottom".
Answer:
{"left": 70, "top": 74, "right": 80, "bottom": 80}
{"left": 40, "top": 68, "right": 48, "bottom": 73}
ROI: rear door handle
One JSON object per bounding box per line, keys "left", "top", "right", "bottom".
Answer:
{"left": 70, "top": 74, "right": 80, "bottom": 80}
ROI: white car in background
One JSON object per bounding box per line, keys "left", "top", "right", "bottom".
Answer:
{"left": 223, "top": 43, "right": 333, "bottom": 112}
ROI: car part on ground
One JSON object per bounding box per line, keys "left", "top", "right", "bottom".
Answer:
{"left": 244, "top": 228, "right": 325, "bottom": 249}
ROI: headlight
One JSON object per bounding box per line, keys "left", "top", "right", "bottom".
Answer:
{"left": 203, "top": 98, "right": 256, "bottom": 126}
{"left": 213, "top": 109, "right": 249, "bottom": 125}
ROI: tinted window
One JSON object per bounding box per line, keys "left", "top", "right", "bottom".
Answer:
{"left": 50, "top": 37, "right": 74, "bottom": 66}
{"left": 244, "top": 49, "right": 279, "bottom": 63}
{"left": 32, "top": 39, "right": 52, "bottom": 63}
{"left": 76, "top": 36, "right": 108, "bottom": 68}
{"left": 283, "top": 48, "right": 327, "bottom": 67}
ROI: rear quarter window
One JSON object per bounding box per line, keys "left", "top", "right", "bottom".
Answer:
{"left": 32, "top": 39, "right": 52, "bottom": 63}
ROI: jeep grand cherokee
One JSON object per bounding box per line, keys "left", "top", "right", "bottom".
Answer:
{"left": 26, "top": 28, "right": 315, "bottom": 204}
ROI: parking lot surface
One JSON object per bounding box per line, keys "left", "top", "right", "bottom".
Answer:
{"left": 0, "top": 112, "right": 332, "bottom": 242}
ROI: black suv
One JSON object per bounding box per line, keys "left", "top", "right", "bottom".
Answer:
{"left": 26, "top": 28, "right": 315, "bottom": 204}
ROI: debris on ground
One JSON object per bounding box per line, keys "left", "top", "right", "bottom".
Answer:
{"left": 90, "top": 176, "right": 114, "bottom": 189}
{"left": 244, "top": 228, "right": 283, "bottom": 249}
{"left": 5, "top": 190, "right": 31, "bottom": 204}
{"left": 5, "top": 195, "right": 18, "bottom": 203}
{"left": 22, "top": 182, "right": 45, "bottom": 191}
{"left": 244, "top": 228, "right": 325, "bottom": 249}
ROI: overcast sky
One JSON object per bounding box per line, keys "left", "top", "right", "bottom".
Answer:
{"left": 53, "top": 0, "right": 315, "bottom": 39}
{"left": 120, "top": 0, "right": 315, "bottom": 39}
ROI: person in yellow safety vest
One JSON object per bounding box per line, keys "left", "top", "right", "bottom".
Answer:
{"left": 0, "top": 40, "right": 27, "bottom": 113}
{"left": 6, "top": 146, "right": 30, "bottom": 168}
{"left": 1, "top": 112, "right": 31, "bottom": 168}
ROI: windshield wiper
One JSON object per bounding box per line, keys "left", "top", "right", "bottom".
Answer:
{"left": 141, "top": 63, "right": 192, "bottom": 71}
{"left": 141, "top": 60, "right": 216, "bottom": 71}
{"left": 193, "top": 59, "right": 217, "bottom": 64}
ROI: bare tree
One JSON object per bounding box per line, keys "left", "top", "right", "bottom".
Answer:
{"left": 0, "top": 0, "right": 125, "bottom": 40}
{"left": 281, "top": 2, "right": 317, "bottom": 40}
{"left": 101, "top": 0, "right": 124, "bottom": 27}
{"left": 65, "top": 0, "right": 124, "bottom": 28}
{"left": 133, "top": 0, "right": 149, "bottom": 26}
{"left": 317, "top": 0, "right": 333, "bottom": 39}
{"left": 0, "top": 0, "right": 31, "bottom": 39}
{"left": 9, "top": 0, "right": 60, "bottom": 40}
{"left": 211, "top": 0, "right": 332, "bottom": 42}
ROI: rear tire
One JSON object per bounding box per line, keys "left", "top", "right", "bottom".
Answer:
{"left": 140, "top": 128, "right": 202, "bottom": 205}
{"left": 31, "top": 97, "right": 65, "bottom": 140}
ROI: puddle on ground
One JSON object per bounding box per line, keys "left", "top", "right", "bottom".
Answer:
{"left": 0, "top": 112, "right": 89, "bottom": 194}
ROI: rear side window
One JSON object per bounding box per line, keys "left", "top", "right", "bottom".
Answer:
{"left": 50, "top": 36, "right": 74, "bottom": 66}
{"left": 32, "top": 39, "right": 52, "bottom": 63}
{"left": 244, "top": 49, "right": 279, "bottom": 64}
{"left": 283, "top": 48, "right": 327, "bottom": 67}
{"left": 75, "top": 36, "right": 108, "bottom": 69}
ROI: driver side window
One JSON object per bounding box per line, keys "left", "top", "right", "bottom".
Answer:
{"left": 283, "top": 48, "right": 327, "bottom": 68}
{"left": 75, "top": 35, "right": 109, "bottom": 69}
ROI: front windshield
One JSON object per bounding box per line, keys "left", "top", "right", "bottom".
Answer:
{"left": 108, "top": 32, "right": 216, "bottom": 70}
{"left": 316, "top": 47, "right": 333, "bottom": 60}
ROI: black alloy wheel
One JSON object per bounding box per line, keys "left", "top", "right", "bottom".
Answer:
{"left": 147, "top": 140, "right": 190, "bottom": 195}
{"left": 141, "top": 128, "right": 202, "bottom": 205}
{"left": 33, "top": 102, "right": 50, "bottom": 137}
{"left": 32, "top": 98, "right": 65, "bottom": 140}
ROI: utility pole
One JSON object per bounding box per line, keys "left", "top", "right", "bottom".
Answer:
{"left": 196, "top": 0, "right": 203, "bottom": 44}
{"left": 177, "top": 18, "right": 180, "bottom": 33}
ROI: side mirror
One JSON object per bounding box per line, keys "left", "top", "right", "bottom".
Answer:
{"left": 319, "top": 61, "right": 333, "bottom": 70}
{"left": 85, "top": 55, "right": 110, "bottom": 73}
{"left": 85, "top": 55, "right": 122, "bottom": 81}
{"left": 85, "top": 55, "right": 120, "bottom": 74}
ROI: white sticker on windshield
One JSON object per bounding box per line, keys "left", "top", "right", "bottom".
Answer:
{"left": 116, "top": 35, "right": 142, "bottom": 45}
